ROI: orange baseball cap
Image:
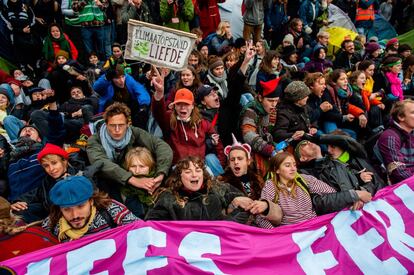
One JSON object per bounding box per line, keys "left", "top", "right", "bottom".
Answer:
{"left": 172, "top": 88, "right": 194, "bottom": 105}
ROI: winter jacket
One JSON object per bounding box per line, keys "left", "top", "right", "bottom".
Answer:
{"left": 121, "top": 1, "right": 153, "bottom": 24}
{"left": 378, "top": 121, "right": 414, "bottom": 184}
{"left": 146, "top": 181, "right": 250, "bottom": 223}
{"left": 210, "top": 34, "right": 233, "bottom": 56}
{"left": 93, "top": 73, "right": 150, "bottom": 112}
{"left": 264, "top": 0, "right": 288, "bottom": 32}
{"left": 152, "top": 97, "right": 226, "bottom": 165}
{"left": 43, "top": 199, "right": 139, "bottom": 242}
{"left": 198, "top": 0, "right": 223, "bottom": 38}
{"left": 333, "top": 50, "right": 362, "bottom": 71}
{"left": 240, "top": 100, "right": 275, "bottom": 175}
{"left": 160, "top": 0, "right": 194, "bottom": 32}
{"left": 58, "top": 97, "right": 97, "bottom": 116}
{"left": 87, "top": 125, "right": 173, "bottom": 185}
{"left": 243, "top": 0, "right": 265, "bottom": 25}
{"left": 273, "top": 101, "right": 312, "bottom": 143}
{"left": 298, "top": 0, "right": 320, "bottom": 28}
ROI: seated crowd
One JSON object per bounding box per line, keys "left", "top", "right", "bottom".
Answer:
{"left": 0, "top": 2, "right": 413, "bottom": 261}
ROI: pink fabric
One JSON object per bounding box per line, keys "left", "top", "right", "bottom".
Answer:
{"left": 2, "top": 176, "right": 414, "bottom": 274}
{"left": 386, "top": 71, "right": 404, "bottom": 101}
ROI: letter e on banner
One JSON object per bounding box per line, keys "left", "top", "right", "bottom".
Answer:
{"left": 332, "top": 211, "right": 407, "bottom": 274}
{"left": 123, "top": 227, "right": 167, "bottom": 274}
{"left": 178, "top": 232, "right": 228, "bottom": 275}
{"left": 292, "top": 226, "right": 338, "bottom": 274}
{"left": 66, "top": 240, "right": 116, "bottom": 275}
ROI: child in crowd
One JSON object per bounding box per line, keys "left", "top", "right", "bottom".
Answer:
{"left": 121, "top": 147, "right": 156, "bottom": 217}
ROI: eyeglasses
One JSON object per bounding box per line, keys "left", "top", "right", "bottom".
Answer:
{"left": 107, "top": 124, "right": 127, "bottom": 130}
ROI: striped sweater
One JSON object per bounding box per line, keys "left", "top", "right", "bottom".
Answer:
{"left": 256, "top": 174, "right": 337, "bottom": 228}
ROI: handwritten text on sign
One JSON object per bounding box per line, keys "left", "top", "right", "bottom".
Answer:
{"left": 125, "top": 20, "right": 196, "bottom": 70}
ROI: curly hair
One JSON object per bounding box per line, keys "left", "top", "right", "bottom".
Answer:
{"left": 153, "top": 156, "right": 213, "bottom": 208}
{"left": 103, "top": 102, "right": 131, "bottom": 123}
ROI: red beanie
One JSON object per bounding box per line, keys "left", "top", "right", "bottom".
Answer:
{"left": 386, "top": 38, "right": 398, "bottom": 48}
{"left": 37, "top": 143, "right": 69, "bottom": 162}
{"left": 260, "top": 78, "right": 282, "bottom": 98}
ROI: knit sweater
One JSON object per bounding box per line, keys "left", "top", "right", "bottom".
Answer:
{"left": 378, "top": 121, "right": 414, "bottom": 184}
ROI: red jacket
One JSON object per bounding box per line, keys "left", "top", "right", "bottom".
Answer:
{"left": 198, "top": 0, "right": 223, "bottom": 38}
{"left": 152, "top": 97, "right": 226, "bottom": 165}
{"left": 0, "top": 69, "right": 21, "bottom": 87}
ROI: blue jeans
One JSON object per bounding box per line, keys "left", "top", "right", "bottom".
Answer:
{"left": 81, "top": 26, "right": 106, "bottom": 59}
{"left": 322, "top": 121, "right": 357, "bottom": 139}
{"left": 3, "top": 115, "right": 24, "bottom": 141}
{"left": 102, "top": 23, "right": 114, "bottom": 59}
{"left": 205, "top": 153, "right": 224, "bottom": 177}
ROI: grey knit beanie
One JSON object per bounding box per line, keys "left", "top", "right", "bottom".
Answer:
{"left": 284, "top": 81, "right": 311, "bottom": 103}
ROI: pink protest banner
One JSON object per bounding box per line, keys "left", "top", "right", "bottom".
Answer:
{"left": 2, "top": 176, "right": 414, "bottom": 274}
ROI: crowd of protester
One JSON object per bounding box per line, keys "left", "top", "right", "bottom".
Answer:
{"left": 0, "top": 0, "right": 414, "bottom": 261}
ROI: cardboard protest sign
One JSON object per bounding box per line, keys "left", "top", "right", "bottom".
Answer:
{"left": 125, "top": 20, "right": 197, "bottom": 70}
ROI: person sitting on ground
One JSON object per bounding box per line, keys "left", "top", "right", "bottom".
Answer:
{"left": 378, "top": 99, "right": 414, "bottom": 184}
{"left": 86, "top": 102, "right": 173, "bottom": 217}
{"left": 42, "top": 176, "right": 139, "bottom": 242}
{"left": 256, "top": 152, "right": 370, "bottom": 228}
{"left": 0, "top": 196, "right": 58, "bottom": 261}
{"left": 146, "top": 156, "right": 279, "bottom": 223}
{"left": 295, "top": 133, "right": 382, "bottom": 195}
{"left": 121, "top": 147, "right": 156, "bottom": 218}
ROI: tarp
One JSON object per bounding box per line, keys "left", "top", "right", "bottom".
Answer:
{"left": 2, "top": 176, "right": 414, "bottom": 274}
{"left": 327, "top": 4, "right": 357, "bottom": 32}
{"left": 397, "top": 28, "right": 414, "bottom": 49}
{"left": 367, "top": 14, "right": 398, "bottom": 42}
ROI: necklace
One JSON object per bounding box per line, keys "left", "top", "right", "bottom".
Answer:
{"left": 278, "top": 181, "right": 295, "bottom": 193}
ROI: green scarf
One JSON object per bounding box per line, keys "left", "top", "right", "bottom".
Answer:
{"left": 338, "top": 151, "right": 350, "bottom": 164}
{"left": 42, "top": 25, "right": 72, "bottom": 62}
{"left": 120, "top": 171, "right": 156, "bottom": 206}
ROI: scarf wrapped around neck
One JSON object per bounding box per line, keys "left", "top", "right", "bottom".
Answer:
{"left": 42, "top": 26, "right": 72, "bottom": 62}
{"left": 99, "top": 124, "right": 132, "bottom": 161}
{"left": 58, "top": 205, "right": 96, "bottom": 241}
{"left": 207, "top": 70, "right": 228, "bottom": 99}
{"left": 385, "top": 72, "right": 404, "bottom": 101}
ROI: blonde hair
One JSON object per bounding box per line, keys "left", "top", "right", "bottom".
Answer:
{"left": 124, "top": 147, "right": 155, "bottom": 174}
{"left": 216, "top": 21, "right": 230, "bottom": 37}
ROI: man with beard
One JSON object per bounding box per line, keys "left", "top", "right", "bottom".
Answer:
{"left": 43, "top": 175, "right": 138, "bottom": 242}
{"left": 295, "top": 133, "right": 383, "bottom": 198}
{"left": 333, "top": 39, "right": 362, "bottom": 71}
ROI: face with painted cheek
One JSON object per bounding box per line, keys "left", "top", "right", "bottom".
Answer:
{"left": 181, "top": 161, "right": 204, "bottom": 192}
{"left": 61, "top": 200, "right": 93, "bottom": 229}
{"left": 174, "top": 102, "right": 194, "bottom": 120}
{"left": 181, "top": 69, "right": 195, "bottom": 87}
{"left": 229, "top": 149, "right": 250, "bottom": 177}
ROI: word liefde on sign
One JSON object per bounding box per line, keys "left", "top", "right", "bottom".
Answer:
{"left": 125, "top": 20, "right": 196, "bottom": 71}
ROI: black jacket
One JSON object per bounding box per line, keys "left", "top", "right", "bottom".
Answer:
{"left": 145, "top": 182, "right": 249, "bottom": 223}
{"left": 273, "top": 101, "right": 311, "bottom": 142}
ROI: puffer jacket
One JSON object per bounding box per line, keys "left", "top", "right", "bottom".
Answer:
{"left": 145, "top": 181, "right": 249, "bottom": 223}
